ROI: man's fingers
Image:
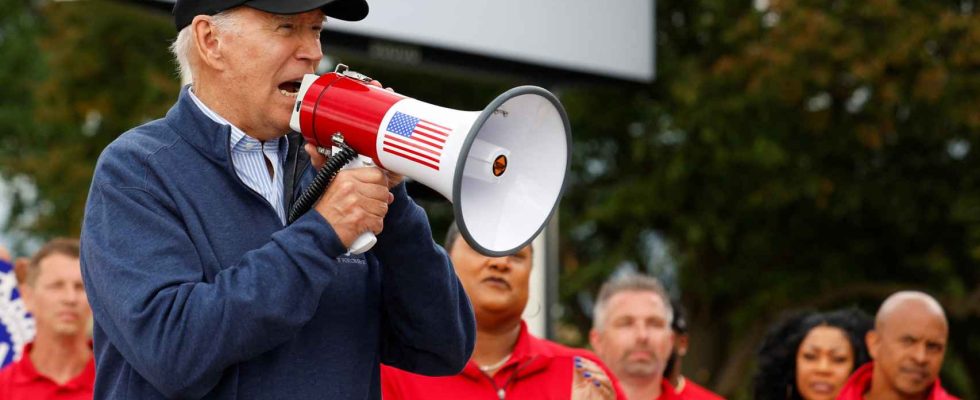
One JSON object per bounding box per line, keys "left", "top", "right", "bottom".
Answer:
{"left": 360, "top": 197, "right": 389, "bottom": 218}
{"left": 383, "top": 170, "right": 405, "bottom": 188}
{"left": 346, "top": 166, "right": 387, "bottom": 185}
{"left": 313, "top": 167, "right": 395, "bottom": 246}
{"left": 366, "top": 79, "right": 396, "bottom": 93}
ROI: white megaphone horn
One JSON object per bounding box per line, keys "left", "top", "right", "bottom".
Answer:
{"left": 289, "top": 64, "right": 570, "bottom": 256}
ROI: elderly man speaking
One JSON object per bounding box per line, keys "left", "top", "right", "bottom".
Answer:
{"left": 79, "top": 1, "right": 475, "bottom": 399}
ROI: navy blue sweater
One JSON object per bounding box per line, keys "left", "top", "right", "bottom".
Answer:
{"left": 80, "top": 87, "right": 475, "bottom": 399}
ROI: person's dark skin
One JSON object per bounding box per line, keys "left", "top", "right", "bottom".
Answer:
{"left": 865, "top": 292, "right": 948, "bottom": 400}
{"left": 448, "top": 238, "right": 615, "bottom": 399}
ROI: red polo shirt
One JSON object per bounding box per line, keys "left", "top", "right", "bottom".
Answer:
{"left": 675, "top": 377, "right": 724, "bottom": 400}
{"left": 0, "top": 343, "right": 95, "bottom": 400}
{"left": 837, "top": 362, "right": 958, "bottom": 400}
{"left": 382, "top": 321, "right": 627, "bottom": 399}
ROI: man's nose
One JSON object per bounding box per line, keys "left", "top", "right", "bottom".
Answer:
{"left": 298, "top": 38, "right": 323, "bottom": 64}
{"left": 910, "top": 343, "right": 929, "bottom": 363}
{"left": 633, "top": 325, "right": 651, "bottom": 343}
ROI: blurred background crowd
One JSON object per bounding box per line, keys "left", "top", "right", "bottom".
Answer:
{"left": 0, "top": 0, "right": 977, "bottom": 398}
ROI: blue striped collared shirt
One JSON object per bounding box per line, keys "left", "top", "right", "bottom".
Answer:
{"left": 188, "top": 89, "right": 288, "bottom": 224}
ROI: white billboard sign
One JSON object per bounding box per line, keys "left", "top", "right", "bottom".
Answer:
{"left": 326, "top": 0, "right": 655, "bottom": 82}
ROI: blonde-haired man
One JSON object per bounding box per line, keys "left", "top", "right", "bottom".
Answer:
{"left": 0, "top": 238, "right": 94, "bottom": 399}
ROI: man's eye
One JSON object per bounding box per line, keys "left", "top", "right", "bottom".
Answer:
{"left": 613, "top": 319, "right": 632, "bottom": 328}
{"left": 279, "top": 24, "right": 294, "bottom": 30}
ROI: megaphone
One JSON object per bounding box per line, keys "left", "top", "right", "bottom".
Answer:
{"left": 289, "top": 64, "right": 570, "bottom": 256}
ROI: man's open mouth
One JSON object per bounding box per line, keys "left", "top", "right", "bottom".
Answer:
{"left": 279, "top": 80, "right": 302, "bottom": 97}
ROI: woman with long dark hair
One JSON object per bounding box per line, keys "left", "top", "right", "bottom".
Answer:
{"left": 753, "top": 308, "right": 872, "bottom": 400}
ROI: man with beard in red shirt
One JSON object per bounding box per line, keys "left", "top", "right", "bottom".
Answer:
{"left": 590, "top": 273, "right": 678, "bottom": 400}
{"left": 837, "top": 291, "right": 958, "bottom": 400}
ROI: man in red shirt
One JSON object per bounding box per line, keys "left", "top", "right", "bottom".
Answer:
{"left": 382, "top": 223, "right": 624, "bottom": 399}
{"left": 0, "top": 238, "right": 94, "bottom": 399}
{"left": 590, "top": 273, "right": 680, "bottom": 400}
{"left": 837, "top": 291, "right": 958, "bottom": 400}
{"left": 663, "top": 300, "right": 724, "bottom": 400}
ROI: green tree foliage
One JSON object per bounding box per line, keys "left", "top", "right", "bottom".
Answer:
{"left": 0, "top": 0, "right": 43, "bottom": 153}
{"left": 560, "top": 0, "right": 979, "bottom": 397}
{"left": 0, "top": 0, "right": 45, "bottom": 250}
{"left": 0, "top": 0, "right": 178, "bottom": 240}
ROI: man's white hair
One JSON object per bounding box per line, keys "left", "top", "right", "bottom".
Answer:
{"left": 168, "top": 11, "right": 241, "bottom": 84}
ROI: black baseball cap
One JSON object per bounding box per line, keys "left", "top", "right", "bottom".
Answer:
{"left": 173, "top": 0, "right": 369, "bottom": 31}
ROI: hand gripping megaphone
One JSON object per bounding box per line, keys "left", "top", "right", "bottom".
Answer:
{"left": 288, "top": 64, "right": 570, "bottom": 256}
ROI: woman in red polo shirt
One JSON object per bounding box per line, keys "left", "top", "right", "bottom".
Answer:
{"left": 381, "top": 223, "right": 624, "bottom": 400}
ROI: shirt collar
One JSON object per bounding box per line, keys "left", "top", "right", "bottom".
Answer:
{"left": 187, "top": 87, "right": 288, "bottom": 157}
{"left": 841, "top": 362, "right": 951, "bottom": 400}
{"left": 11, "top": 341, "right": 96, "bottom": 390}
{"left": 460, "top": 321, "right": 545, "bottom": 380}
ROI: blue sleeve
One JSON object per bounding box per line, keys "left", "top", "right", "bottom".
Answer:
{"left": 373, "top": 183, "right": 476, "bottom": 376}
{"left": 81, "top": 161, "right": 349, "bottom": 398}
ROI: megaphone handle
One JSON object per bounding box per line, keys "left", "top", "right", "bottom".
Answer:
{"left": 340, "top": 154, "right": 379, "bottom": 255}
{"left": 347, "top": 232, "right": 378, "bottom": 255}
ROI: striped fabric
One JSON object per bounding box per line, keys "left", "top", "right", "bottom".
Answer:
{"left": 188, "top": 89, "right": 288, "bottom": 224}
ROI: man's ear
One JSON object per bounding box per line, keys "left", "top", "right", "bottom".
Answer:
{"left": 588, "top": 329, "right": 601, "bottom": 352}
{"left": 19, "top": 282, "right": 35, "bottom": 315}
{"left": 675, "top": 333, "right": 689, "bottom": 356}
{"left": 13, "top": 257, "right": 28, "bottom": 284}
{"left": 14, "top": 258, "right": 33, "bottom": 314}
{"left": 191, "top": 15, "right": 226, "bottom": 71}
{"left": 866, "top": 330, "right": 879, "bottom": 360}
